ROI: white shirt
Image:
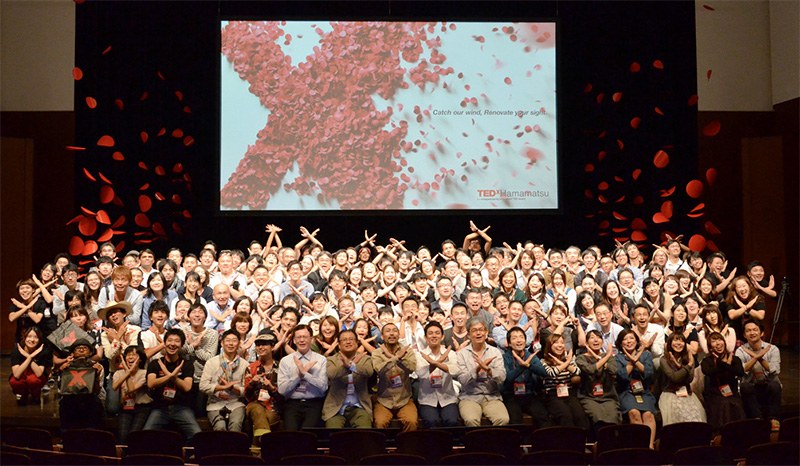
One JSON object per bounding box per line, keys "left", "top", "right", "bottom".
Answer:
{"left": 277, "top": 349, "right": 329, "bottom": 399}
{"left": 415, "top": 346, "right": 459, "bottom": 408}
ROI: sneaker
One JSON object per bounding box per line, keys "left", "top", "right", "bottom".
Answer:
{"left": 15, "top": 393, "right": 22, "bottom": 401}
{"left": 42, "top": 384, "right": 51, "bottom": 394}
{"left": 771, "top": 419, "right": 781, "bottom": 432}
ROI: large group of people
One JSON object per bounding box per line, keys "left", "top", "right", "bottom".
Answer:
{"left": 7, "top": 222, "right": 785, "bottom": 449}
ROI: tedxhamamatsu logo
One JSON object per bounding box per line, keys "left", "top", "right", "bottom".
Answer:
{"left": 477, "top": 189, "right": 550, "bottom": 201}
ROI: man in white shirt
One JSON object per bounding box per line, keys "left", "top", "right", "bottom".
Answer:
{"left": 631, "top": 304, "right": 665, "bottom": 367}
{"left": 416, "top": 321, "right": 459, "bottom": 428}
{"left": 736, "top": 320, "right": 782, "bottom": 430}
{"left": 586, "top": 304, "right": 624, "bottom": 351}
{"left": 456, "top": 318, "right": 509, "bottom": 426}
{"left": 277, "top": 324, "right": 328, "bottom": 430}
{"left": 210, "top": 251, "right": 247, "bottom": 300}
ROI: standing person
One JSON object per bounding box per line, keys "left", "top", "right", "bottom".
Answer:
{"left": 702, "top": 331, "right": 746, "bottom": 433}
{"left": 200, "top": 330, "right": 248, "bottom": 431}
{"left": 322, "top": 330, "right": 374, "bottom": 428}
{"left": 9, "top": 326, "right": 50, "bottom": 405}
{"left": 576, "top": 330, "right": 620, "bottom": 437}
{"left": 100, "top": 302, "right": 142, "bottom": 415}
{"left": 143, "top": 329, "right": 202, "bottom": 446}
{"left": 615, "top": 329, "right": 657, "bottom": 448}
{"left": 244, "top": 331, "right": 282, "bottom": 445}
{"left": 372, "top": 323, "right": 418, "bottom": 431}
{"left": 98, "top": 266, "right": 145, "bottom": 327}
{"left": 501, "top": 326, "right": 550, "bottom": 428}
{"left": 456, "top": 318, "right": 509, "bottom": 426}
{"left": 659, "top": 333, "right": 706, "bottom": 425}
{"left": 277, "top": 324, "right": 328, "bottom": 430}
{"left": 182, "top": 303, "right": 218, "bottom": 419}
{"left": 416, "top": 321, "right": 460, "bottom": 428}
{"left": 112, "top": 346, "right": 152, "bottom": 444}
{"left": 736, "top": 320, "right": 782, "bottom": 431}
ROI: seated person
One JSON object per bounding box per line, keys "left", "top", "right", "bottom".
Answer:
{"left": 416, "top": 321, "right": 460, "bottom": 428}
{"left": 502, "top": 326, "right": 550, "bottom": 428}
{"left": 58, "top": 338, "right": 104, "bottom": 431}
{"left": 372, "top": 323, "right": 418, "bottom": 431}
{"left": 456, "top": 318, "right": 509, "bottom": 426}
{"left": 277, "top": 324, "right": 329, "bottom": 430}
{"left": 735, "top": 320, "right": 782, "bottom": 431}
{"left": 244, "top": 331, "right": 282, "bottom": 445}
{"left": 113, "top": 346, "right": 152, "bottom": 444}
{"left": 200, "top": 329, "right": 248, "bottom": 431}
{"left": 322, "top": 330, "right": 374, "bottom": 428}
{"left": 143, "top": 329, "right": 202, "bottom": 446}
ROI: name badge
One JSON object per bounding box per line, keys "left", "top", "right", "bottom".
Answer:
{"left": 163, "top": 387, "right": 176, "bottom": 400}
{"left": 390, "top": 374, "right": 403, "bottom": 389}
{"left": 218, "top": 389, "right": 230, "bottom": 400}
{"left": 753, "top": 371, "right": 767, "bottom": 383}
{"left": 719, "top": 384, "right": 733, "bottom": 397}
{"left": 630, "top": 380, "right": 644, "bottom": 394}
{"left": 93, "top": 319, "right": 103, "bottom": 331}
{"left": 556, "top": 384, "right": 569, "bottom": 398}
{"left": 635, "top": 395, "right": 644, "bottom": 404}
{"left": 296, "top": 380, "right": 308, "bottom": 393}
{"left": 44, "top": 307, "right": 51, "bottom": 318}
{"left": 258, "top": 389, "right": 271, "bottom": 402}
{"left": 477, "top": 369, "right": 488, "bottom": 381}
{"left": 676, "top": 386, "right": 688, "bottom": 397}
{"left": 346, "top": 381, "right": 355, "bottom": 395}
{"left": 122, "top": 396, "right": 135, "bottom": 410}
{"left": 430, "top": 375, "right": 443, "bottom": 389}
{"left": 592, "top": 383, "right": 604, "bottom": 397}
{"left": 514, "top": 382, "right": 526, "bottom": 396}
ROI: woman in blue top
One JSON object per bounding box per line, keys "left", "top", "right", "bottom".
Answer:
{"left": 141, "top": 272, "right": 177, "bottom": 331}
{"left": 615, "top": 328, "right": 656, "bottom": 448}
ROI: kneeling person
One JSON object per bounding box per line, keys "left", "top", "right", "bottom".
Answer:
{"left": 323, "top": 330, "right": 374, "bottom": 428}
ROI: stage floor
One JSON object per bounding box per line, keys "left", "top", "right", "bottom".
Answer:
{"left": 1, "top": 349, "right": 799, "bottom": 438}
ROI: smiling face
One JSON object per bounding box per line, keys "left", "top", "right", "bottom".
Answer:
{"left": 149, "top": 274, "right": 164, "bottom": 293}
{"left": 222, "top": 333, "right": 240, "bottom": 355}
{"left": 581, "top": 293, "right": 595, "bottom": 311}
{"left": 587, "top": 332, "right": 604, "bottom": 352}
{"left": 672, "top": 305, "right": 687, "bottom": 325}
{"left": 164, "top": 334, "right": 183, "bottom": 356}
{"left": 382, "top": 324, "right": 399, "bottom": 345}
{"left": 595, "top": 305, "right": 611, "bottom": 326}
{"left": 621, "top": 332, "right": 638, "bottom": 352}
{"left": 189, "top": 307, "right": 206, "bottom": 326}
{"left": 550, "top": 335, "right": 565, "bottom": 357}
{"left": 508, "top": 301, "right": 524, "bottom": 322}
{"left": 670, "top": 336, "right": 685, "bottom": 353}
{"left": 108, "top": 308, "right": 126, "bottom": 326}
{"left": 508, "top": 329, "right": 527, "bottom": 351}
{"left": 24, "top": 329, "right": 40, "bottom": 351}
{"left": 320, "top": 319, "right": 336, "bottom": 339}
{"left": 151, "top": 309, "right": 167, "bottom": 327}
{"left": 468, "top": 321, "right": 488, "bottom": 345}
{"left": 735, "top": 279, "right": 751, "bottom": 299}
{"left": 213, "top": 285, "right": 230, "bottom": 307}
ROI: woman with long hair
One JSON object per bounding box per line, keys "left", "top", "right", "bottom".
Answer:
{"left": 312, "top": 314, "right": 340, "bottom": 356}
{"left": 640, "top": 277, "right": 672, "bottom": 324}
{"left": 230, "top": 310, "right": 257, "bottom": 362}
{"left": 141, "top": 272, "right": 177, "bottom": 331}
{"left": 615, "top": 329, "right": 657, "bottom": 448}
{"left": 540, "top": 333, "right": 588, "bottom": 428}
{"left": 699, "top": 304, "right": 735, "bottom": 355}
{"left": 658, "top": 332, "right": 706, "bottom": 425}
{"left": 601, "top": 280, "right": 634, "bottom": 327}
{"left": 665, "top": 303, "right": 699, "bottom": 355}
{"left": 84, "top": 271, "right": 103, "bottom": 315}
{"left": 574, "top": 290, "right": 597, "bottom": 331}
{"left": 494, "top": 267, "right": 526, "bottom": 303}
{"left": 525, "top": 273, "right": 552, "bottom": 316}
{"left": 725, "top": 276, "right": 766, "bottom": 336}
{"left": 548, "top": 269, "right": 577, "bottom": 315}
{"left": 701, "top": 331, "right": 746, "bottom": 433}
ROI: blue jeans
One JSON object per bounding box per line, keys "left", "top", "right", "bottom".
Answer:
{"left": 105, "top": 373, "right": 120, "bottom": 415}
{"left": 118, "top": 404, "right": 152, "bottom": 444}
{"left": 418, "top": 402, "right": 460, "bottom": 429}
{"left": 144, "top": 404, "right": 202, "bottom": 446}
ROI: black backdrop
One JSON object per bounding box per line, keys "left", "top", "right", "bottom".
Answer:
{"left": 72, "top": 1, "right": 700, "bottom": 259}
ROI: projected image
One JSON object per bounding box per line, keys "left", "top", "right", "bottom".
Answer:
{"left": 220, "top": 21, "right": 557, "bottom": 211}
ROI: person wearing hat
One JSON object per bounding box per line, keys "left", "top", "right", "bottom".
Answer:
{"left": 244, "top": 330, "right": 282, "bottom": 444}
{"left": 58, "top": 338, "right": 104, "bottom": 431}
{"left": 100, "top": 300, "right": 142, "bottom": 415}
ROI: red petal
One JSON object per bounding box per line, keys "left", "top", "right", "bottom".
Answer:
{"left": 139, "top": 195, "right": 152, "bottom": 212}
{"left": 612, "top": 228, "right": 628, "bottom": 233}
{"left": 584, "top": 189, "right": 593, "bottom": 200}
{"left": 703, "top": 5, "right": 715, "bottom": 10}
{"left": 175, "top": 91, "right": 183, "bottom": 101}
{"left": 632, "top": 169, "right": 642, "bottom": 180}
{"left": 661, "top": 201, "right": 674, "bottom": 218}
{"left": 139, "top": 183, "right": 150, "bottom": 191}
{"left": 706, "top": 240, "right": 719, "bottom": 252}
{"left": 66, "top": 146, "right": 86, "bottom": 151}
{"left": 631, "top": 231, "right": 647, "bottom": 242}
{"left": 79, "top": 216, "right": 97, "bottom": 236}
{"left": 688, "top": 235, "right": 707, "bottom": 252}
{"left": 686, "top": 180, "right": 704, "bottom": 198}
{"left": 617, "top": 139, "right": 624, "bottom": 149}
{"left": 172, "top": 129, "right": 184, "bottom": 138}
{"left": 630, "top": 62, "right": 641, "bottom": 72}
{"left": 171, "top": 194, "right": 182, "bottom": 204}
{"left": 172, "top": 222, "right": 183, "bottom": 235}
{"left": 96, "top": 210, "right": 111, "bottom": 225}
{"left": 99, "top": 185, "right": 115, "bottom": 204}
{"left": 135, "top": 213, "right": 151, "bottom": 228}
{"left": 631, "top": 218, "right": 647, "bottom": 230}
{"left": 112, "top": 196, "right": 124, "bottom": 207}
{"left": 112, "top": 215, "right": 126, "bottom": 228}
{"left": 702, "top": 121, "right": 721, "bottom": 136}
{"left": 633, "top": 196, "right": 644, "bottom": 205}
{"left": 80, "top": 206, "right": 96, "bottom": 216}
{"left": 706, "top": 168, "right": 718, "bottom": 186}
{"left": 157, "top": 71, "right": 165, "bottom": 80}
{"left": 69, "top": 236, "right": 85, "bottom": 256}
{"left": 707, "top": 70, "right": 712, "bottom": 81}
{"left": 183, "top": 106, "right": 192, "bottom": 114}
{"left": 652, "top": 212, "right": 669, "bottom": 224}
{"left": 689, "top": 203, "right": 706, "bottom": 213}
{"left": 72, "top": 67, "right": 83, "bottom": 80}
{"left": 154, "top": 192, "right": 165, "bottom": 201}
{"left": 97, "top": 228, "right": 114, "bottom": 242}
{"left": 66, "top": 214, "right": 84, "bottom": 226}
{"left": 584, "top": 84, "right": 593, "bottom": 93}
{"left": 654, "top": 107, "right": 664, "bottom": 116}
{"left": 598, "top": 182, "right": 609, "bottom": 190}
{"left": 102, "top": 45, "right": 112, "bottom": 55}
{"left": 598, "top": 195, "right": 608, "bottom": 203}
{"left": 183, "top": 136, "right": 195, "bottom": 146}
{"left": 688, "top": 94, "right": 699, "bottom": 106}
{"left": 182, "top": 210, "right": 192, "bottom": 219}
{"left": 152, "top": 222, "right": 167, "bottom": 236}
{"left": 704, "top": 221, "right": 721, "bottom": 235}
{"left": 139, "top": 162, "right": 148, "bottom": 170}
{"left": 630, "top": 117, "right": 641, "bottom": 129}
{"left": 612, "top": 92, "right": 622, "bottom": 102}
{"left": 613, "top": 212, "right": 628, "bottom": 221}
{"left": 157, "top": 128, "right": 166, "bottom": 137}
{"left": 97, "top": 172, "right": 113, "bottom": 185}
{"left": 112, "top": 151, "right": 124, "bottom": 161}
{"left": 140, "top": 91, "right": 148, "bottom": 101}
{"left": 585, "top": 164, "right": 595, "bottom": 172}
{"left": 141, "top": 132, "right": 148, "bottom": 143}
{"left": 86, "top": 97, "right": 97, "bottom": 108}
{"left": 653, "top": 60, "right": 664, "bottom": 69}
{"left": 82, "top": 240, "right": 98, "bottom": 256}
{"left": 653, "top": 150, "right": 669, "bottom": 168}
{"left": 115, "top": 99, "right": 124, "bottom": 110}
{"left": 172, "top": 163, "right": 184, "bottom": 173}
{"left": 83, "top": 168, "right": 97, "bottom": 182}
{"left": 596, "top": 93, "right": 604, "bottom": 104}
{"left": 660, "top": 187, "right": 676, "bottom": 197}
{"left": 599, "top": 220, "right": 610, "bottom": 229}
{"left": 115, "top": 241, "right": 126, "bottom": 253}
